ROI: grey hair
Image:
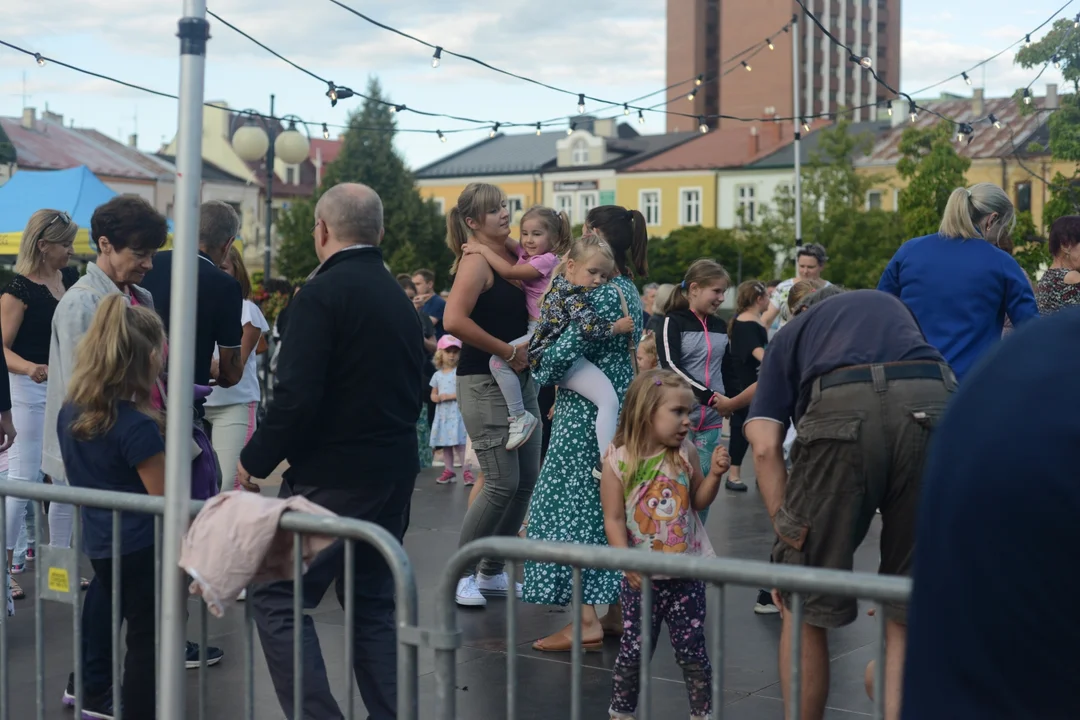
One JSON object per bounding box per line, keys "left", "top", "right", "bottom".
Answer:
{"left": 198, "top": 201, "right": 241, "bottom": 251}
{"left": 939, "top": 183, "right": 1015, "bottom": 244}
{"left": 642, "top": 282, "right": 659, "bottom": 292}
{"left": 316, "top": 183, "right": 384, "bottom": 247}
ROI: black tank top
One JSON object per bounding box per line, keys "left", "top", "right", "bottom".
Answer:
{"left": 458, "top": 271, "right": 528, "bottom": 376}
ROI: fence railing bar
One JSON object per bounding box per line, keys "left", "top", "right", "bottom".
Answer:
{"left": 873, "top": 602, "right": 886, "bottom": 720}
{"left": 708, "top": 583, "right": 724, "bottom": 720}
{"left": 789, "top": 592, "right": 804, "bottom": 720}
{"left": 570, "top": 566, "right": 582, "bottom": 720}
{"left": 198, "top": 599, "right": 208, "bottom": 720}
{"left": 243, "top": 584, "right": 254, "bottom": 720}
{"left": 505, "top": 559, "right": 517, "bottom": 720}
{"left": 640, "top": 576, "right": 653, "bottom": 720}
{"left": 344, "top": 539, "right": 355, "bottom": 720}
{"left": 0, "top": 490, "right": 8, "bottom": 720}
{"left": 112, "top": 511, "right": 123, "bottom": 720}
{"left": 72, "top": 509, "right": 83, "bottom": 720}
{"left": 293, "top": 532, "right": 303, "bottom": 720}
{"left": 33, "top": 501, "right": 43, "bottom": 720}
{"left": 154, "top": 514, "right": 162, "bottom": 681}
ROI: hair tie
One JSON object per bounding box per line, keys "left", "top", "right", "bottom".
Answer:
{"left": 655, "top": 378, "right": 663, "bottom": 386}
{"left": 681, "top": 281, "right": 687, "bottom": 290}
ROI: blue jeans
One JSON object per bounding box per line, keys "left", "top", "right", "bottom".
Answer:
{"left": 11, "top": 472, "right": 39, "bottom": 566}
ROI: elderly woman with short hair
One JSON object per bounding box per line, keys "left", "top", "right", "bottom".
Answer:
{"left": 1036, "top": 215, "right": 1080, "bottom": 315}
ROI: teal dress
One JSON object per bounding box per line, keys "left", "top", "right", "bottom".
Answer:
{"left": 523, "top": 276, "right": 642, "bottom": 606}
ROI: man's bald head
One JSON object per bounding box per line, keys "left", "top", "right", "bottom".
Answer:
{"left": 315, "top": 183, "right": 384, "bottom": 247}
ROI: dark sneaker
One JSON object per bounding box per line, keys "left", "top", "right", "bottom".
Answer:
{"left": 725, "top": 478, "right": 748, "bottom": 492}
{"left": 62, "top": 673, "right": 75, "bottom": 707}
{"left": 81, "top": 690, "right": 115, "bottom": 720}
{"left": 754, "top": 589, "right": 780, "bottom": 615}
{"left": 185, "top": 641, "right": 224, "bottom": 669}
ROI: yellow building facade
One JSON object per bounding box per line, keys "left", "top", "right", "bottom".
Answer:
{"left": 615, "top": 171, "right": 719, "bottom": 237}
{"left": 416, "top": 175, "right": 545, "bottom": 230}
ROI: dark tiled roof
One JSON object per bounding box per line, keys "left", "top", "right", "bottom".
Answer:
{"left": 415, "top": 131, "right": 564, "bottom": 178}
{"left": 749, "top": 120, "right": 891, "bottom": 169}
{"left": 856, "top": 96, "right": 1050, "bottom": 165}
{"left": 541, "top": 131, "right": 699, "bottom": 171}
{"left": 154, "top": 154, "right": 248, "bottom": 184}
{"left": 0, "top": 116, "right": 162, "bottom": 180}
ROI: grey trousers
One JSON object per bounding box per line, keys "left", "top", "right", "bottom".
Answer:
{"left": 457, "top": 371, "right": 542, "bottom": 577}
{"left": 252, "top": 475, "right": 414, "bottom": 720}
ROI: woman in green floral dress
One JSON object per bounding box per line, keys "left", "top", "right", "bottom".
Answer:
{"left": 524, "top": 206, "right": 648, "bottom": 651}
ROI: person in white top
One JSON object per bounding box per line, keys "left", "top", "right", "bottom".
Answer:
{"left": 205, "top": 245, "right": 269, "bottom": 490}
{"left": 760, "top": 243, "right": 831, "bottom": 331}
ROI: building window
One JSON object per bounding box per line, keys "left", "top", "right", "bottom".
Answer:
{"left": 866, "top": 190, "right": 883, "bottom": 211}
{"left": 1015, "top": 182, "right": 1032, "bottom": 213}
{"left": 679, "top": 188, "right": 702, "bottom": 226}
{"left": 285, "top": 166, "right": 296, "bottom": 185}
{"left": 736, "top": 185, "right": 756, "bottom": 224}
{"left": 571, "top": 139, "right": 589, "bottom": 166}
{"left": 507, "top": 195, "right": 525, "bottom": 219}
{"left": 555, "top": 193, "right": 575, "bottom": 222}
{"left": 580, "top": 191, "right": 599, "bottom": 219}
{"left": 639, "top": 190, "right": 661, "bottom": 226}
{"left": 432, "top": 197, "right": 445, "bottom": 215}
{"left": 892, "top": 188, "right": 901, "bottom": 212}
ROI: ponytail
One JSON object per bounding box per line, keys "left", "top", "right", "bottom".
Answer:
{"left": 446, "top": 207, "right": 470, "bottom": 275}
{"left": 667, "top": 258, "right": 730, "bottom": 315}
{"left": 445, "top": 182, "right": 507, "bottom": 274}
{"left": 728, "top": 280, "right": 768, "bottom": 334}
{"left": 938, "top": 183, "right": 1015, "bottom": 244}
{"left": 585, "top": 205, "right": 650, "bottom": 278}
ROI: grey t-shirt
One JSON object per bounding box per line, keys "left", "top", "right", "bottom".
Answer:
{"left": 748, "top": 290, "right": 944, "bottom": 425}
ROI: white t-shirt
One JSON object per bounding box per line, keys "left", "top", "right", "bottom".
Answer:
{"left": 769, "top": 277, "right": 833, "bottom": 329}
{"left": 204, "top": 300, "right": 270, "bottom": 407}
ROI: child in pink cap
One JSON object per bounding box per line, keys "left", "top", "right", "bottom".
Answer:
{"left": 430, "top": 335, "right": 473, "bottom": 484}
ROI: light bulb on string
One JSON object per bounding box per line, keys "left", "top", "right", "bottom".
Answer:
{"left": 741, "top": 61, "right": 752, "bottom": 72}
{"left": 391, "top": 104, "right": 406, "bottom": 114}
{"left": 637, "top": 110, "right": 645, "bottom": 125}
{"left": 623, "top": 104, "right": 630, "bottom": 116}
{"left": 1075, "top": 13, "right": 1079, "bottom": 28}
{"left": 321, "top": 123, "right": 329, "bottom": 140}
{"left": 884, "top": 100, "right": 893, "bottom": 117}
{"left": 1023, "top": 88, "right": 1032, "bottom": 105}
{"left": 767, "top": 38, "right": 774, "bottom": 50}
{"left": 437, "top": 130, "right": 446, "bottom": 143}
{"left": 1053, "top": 55, "right": 1061, "bottom": 69}
{"left": 489, "top": 123, "right": 500, "bottom": 138}
{"left": 962, "top": 72, "right": 971, "bottom": 85}
{"left": 326, "top": 81, "right": 338, "bottom": 106}
{"left": 956, "top": 123, "right": 973, "bottom": 143}
{"left": 34, "top": 53, "right": 45, "bottom": 67}
{"left": 989, "top": 113, "right": 1001, "bottom": 129}
{"left": 577, "top": 93, "right": 586, "bottom": 114}
{"left": 687, "top": 90, "right": 696, "bottom": 101}
{"left": 801, "top": 118, "right": 810, "bottom": 133}
{"left": 536, "top": 122, "right": 542, "bottom": 136}
{"left": 695, "top": 74, "right": 704, "bottom": 86}
{"left": 908, "top": 100, "right": 918, "bottom": 123}
{"left": 850, "top": 54, "right": 872, "bottom": 69}
{"left": 698, "top": 116, "right": 708, "bottom": 134}
{"left": 1025, "top": 34, "right": 1032, "bottom": 48}
{"left": 431, "top": 47, "right": 443, "bottom": 68}
{"left": 567, "top": 122, "right": 576, "bottom": 135}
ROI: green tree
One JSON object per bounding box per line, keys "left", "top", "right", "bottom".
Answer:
{"left": 896, "top": 121, "right": 971, "bottom": 239}
{"left": 275, "top": 78, "right": 451, "bottom": 283}
{"left": 648, "top": 226, "right": 774, "bottom": 286}
{"left": 1016, "top": 18, "right": 1080, "bottom": 95}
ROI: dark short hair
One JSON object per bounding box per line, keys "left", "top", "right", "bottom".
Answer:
{"left": 397, "top": 275, "right": 417, "bottom": 294}
{"left": 90, "top": 196, "right": 168, "bottom": 254}
{"left": 412, "top": 268, "right": 435, "bottom": 284}
{"left": 796, "top": 243, "right": 828, "bottom": 265}
{"left": 1049, "top": 216, "right": 1080, "bottom": 257}
{"left": 199, "top": 201, "right": 240, "bottom": 250}
{"left": 766, "top": 278, "right": 782, "bottom": 289}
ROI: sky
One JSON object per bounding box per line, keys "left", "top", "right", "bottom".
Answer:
{"left": 0, "top": 0, "right": 1074, "bottom": 171}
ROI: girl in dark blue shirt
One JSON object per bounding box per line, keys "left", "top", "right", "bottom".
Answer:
{"left": 58, "top": 293, "right": 165, "bottom": 718}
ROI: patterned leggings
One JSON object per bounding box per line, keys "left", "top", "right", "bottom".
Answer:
{"left": 610, "top": 577, "right": 711, "bottom": 717}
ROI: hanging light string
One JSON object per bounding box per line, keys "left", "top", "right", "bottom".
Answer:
{"left": 1023, "top": 17, "right": 1078, "bottom": 99}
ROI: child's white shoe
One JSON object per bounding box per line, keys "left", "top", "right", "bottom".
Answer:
{"left": 506, "top": 412, "right": 539, "bottom": 450}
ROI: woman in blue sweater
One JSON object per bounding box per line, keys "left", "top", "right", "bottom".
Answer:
{"left": 878, "top": 183, "right": 1038, "bottom": 380}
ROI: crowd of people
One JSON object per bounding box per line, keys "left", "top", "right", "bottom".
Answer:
{"left": 0, "top": 170, "right": 1074, "bottom": 719}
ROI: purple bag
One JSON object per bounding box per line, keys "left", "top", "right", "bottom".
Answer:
{"left": 155, "top": 379, "right": 220, "bottom": 500}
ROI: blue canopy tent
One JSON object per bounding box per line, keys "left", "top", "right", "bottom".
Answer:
{"left": 0, "top": 166, "right": 171, "bottom": 255}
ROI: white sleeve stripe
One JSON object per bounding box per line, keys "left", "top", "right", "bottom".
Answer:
{"left": 661, "top": 316, "right": 710, "bottom": 394}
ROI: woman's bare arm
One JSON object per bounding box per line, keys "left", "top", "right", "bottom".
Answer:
{"left": 0, "top": 295, "right": 34, "bottom": 376}
{"left": 445, "top": 255, "right": 528, "bottom": 371}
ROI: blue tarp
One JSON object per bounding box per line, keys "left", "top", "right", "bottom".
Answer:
{"left": 0, "top": 165, "right": 119, "bottom": 234}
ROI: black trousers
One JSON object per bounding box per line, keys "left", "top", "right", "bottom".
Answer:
{"left": 252, "top": 474, "right": 414, "bottom": 720}
{"left": 728, "top": 407, "right": 751, "bottom": 467}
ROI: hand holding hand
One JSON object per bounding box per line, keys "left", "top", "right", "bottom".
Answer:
{"left": 709, "top": 392, "right": 733, "bottom": 417}
{"left": 612, "top": 316, "right": 635, "bottom": 335}
{"left": 710, "top": 445, "right": 732, "bottom": 478}
{"left": 235, "top": 461, "right": 261, "bottom": 493}
{"left": 508, "top": 342, "right": 529, "bottom": 373}
{"left": 624, "top": 571, "right": 643, "bottom": 591}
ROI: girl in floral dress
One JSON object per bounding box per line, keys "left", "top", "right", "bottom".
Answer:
{"left": 600, "top": 369, "right": 729, "bottom": 720}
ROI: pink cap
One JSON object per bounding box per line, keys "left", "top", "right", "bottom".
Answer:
{"left": 437, "top": 335, "right": 463, "bottom": 351}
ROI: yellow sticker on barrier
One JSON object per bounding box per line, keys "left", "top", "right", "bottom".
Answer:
{"left": 48, "top": 568, "right": 71, "bottom": 593}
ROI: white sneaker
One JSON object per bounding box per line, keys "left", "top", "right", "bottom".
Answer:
{"left": 455, "top": 576, "right": 488, "bottom": 607}
{"left": 237, "top": 588, "right": 247, "bottom": 601}
{"left": 476, "top": 571, "right": 523, "bottom": 598}
{"left": 506, "top": 412, "right": 539, "bottom": 450}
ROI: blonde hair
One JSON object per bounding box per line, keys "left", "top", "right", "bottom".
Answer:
{"left": 16, "top": 209, "right": 77, "bottom": 276}
{"left": 446, "top": 183, "right": 506, "bottom": 274}
{"left": 665, "top": 259, "right": 731, "bottom": 314}
{"left": 66, "top": 295, "right": 165, "bottom": 440}
{"left": 433, "top": 347, "right": 460, "bottom": 371}
{"left": 520, "top": 206, "right": 573, "bottom": 256}
{"left": 542, "top": 233, "right": 616, "bottom": 306}
{"left": 786, "top": 278, "right": 828, "bottom": 315}
{"left": 729, "top": 280, "right": 768, "bottom": 334}
{"left": 652, "top": 284, "right": 676, "bottom": 317}
{"left": 613, "top": 369, "right": 693, "bottom": 489}
{"left": 939, "top": 183, "right": 1016, "bottom": 245}
{"left": 224, "top": 244, "right": 252, "bottom": 300}
{"left": 637, "top": 332, "right": 658, "bottom": 370}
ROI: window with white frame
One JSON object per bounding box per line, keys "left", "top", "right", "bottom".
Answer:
{"left": 736, "top": 184, "right": 756, "bottom": 224}
{"left": 866, "top": 190, "right": 883, "bottom": 211}
{"left": 571, "top": 139, "right": 589, "bottom": 166}
{"left": 640, "top": 190, "right": 661, "bottom": 226}
{"left": 580, "top": 191, "right": 599, "bottom": 219}
{"left": 555, "top": 193, "right": 575, "bottom": 222}
{"left": 892, "top": 188, "right": 901, "bottom": 212}
{"left": 432, "top": 197, "right": 446, "bottom": 215}
{"left": 507, "top": 195, "right": 525, "bottom": 219}
{"left": 679, "top": 188, "right": 702, "bottom": 226}
{"left": 285, "top": 166, "right": 296, "bottom": 185}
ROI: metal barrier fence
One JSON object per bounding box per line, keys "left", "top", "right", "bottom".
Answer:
{"left": 0, "top": 478, "right": 419, "bottom": 720}
{"left": 434, "top": 537, "right": 912, "bottom": 720}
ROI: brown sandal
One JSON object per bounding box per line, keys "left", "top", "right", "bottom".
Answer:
{"left": 531, "top": 634, "right": 604, "bottom": 652}
{"left": 10, "top": 579, "right": 24, "bottom": 600}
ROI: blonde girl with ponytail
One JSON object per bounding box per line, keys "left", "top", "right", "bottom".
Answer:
{"left": 878, "top": 183, "right": 1038, "bottom": 380}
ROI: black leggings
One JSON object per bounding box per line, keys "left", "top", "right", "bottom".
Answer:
{"left": 728, "top": 407, "right": 750, "bottom": 467}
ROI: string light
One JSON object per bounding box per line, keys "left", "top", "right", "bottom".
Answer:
{"left": 623, "top": 104, "right": 630, "bottom": 115}
{"left": 431, "top": 46, "right": 442, "bottom": 68}
{"left": 956, "top": 123, "right": 973, "bottom": 143}
{"left": 698, "top": 116, "right": 708, "bottom": 134}
{"left": 1025, "top": 34, "right": 1032, "bottom": 47}
{"left": 989, "top": 113, "right": 1001, "bottom": 129}
{"left": 801, "top": 118, "right": 810, "bottom": 132}
{"left": 390, "top": 104, "right": 406, "bottom": 113}
{"left": 535, "top": 122, "right": 542, "bottom": 136}
{"left": 850, "top": 54, "right": 872, "bottom": 69}
{"left": 326, "top": 81, "right": 338, "bottom": 106}
{"left": 767, "top": 38, "right": 775, "bottom": 50}
{"left": 741, "top": 61, "right": 752, "bottom": 72}
{"left": 687, "top": 89, "right": 696, "bottom": 101}
{"left": 489, "top": 122, "right": 500, "bottom": 138}
{"left": 1023, "top": 88, "right": 1032, "bottom": 105}
{"left": 637, "top": 110, "right": 645, "bottom": 125}
{"left": 321, "top": 123, "right": 329, "bottom": 139}
{"left": 577, "top": 93, "right": 586, "bottom": 114}
{"left": 908, "top": 100, "right": 918, "bottom": 122}
{"left": 695, "top": 74, "right": 704, "bottom": 86}
{"left": 437, "top": 130, "right": 446, "bottom": 142}
{"left": 1053, "top": 55, "right": 1061, "bottom": 69}
{"left": 567, "top": 121, "right": 576, "bottom": 135}
{"left": 34, "top": 53, "right": 45, "bottom": 67}
{"left": 962, "top": 71, "right": 971, "bottom": 85}
{"left": 1075, "top": 13, "right": 1079, "bottom": 28}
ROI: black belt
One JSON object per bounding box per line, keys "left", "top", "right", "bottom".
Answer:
{"left": 818, "top": 362, "right": 944, "bottom": 391}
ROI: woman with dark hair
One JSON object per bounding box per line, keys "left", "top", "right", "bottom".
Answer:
{"left": 523, "top": 205, "right": 647, "bottom": 651}
{"left": 1036, "top": 216, "right": 1080, "bottom": 315}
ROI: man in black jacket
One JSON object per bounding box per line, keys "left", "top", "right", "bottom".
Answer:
{"left": 238, "top": 183, "right": 424, "bottom": 720}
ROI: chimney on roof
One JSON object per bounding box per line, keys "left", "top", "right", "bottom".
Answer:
{"left": 972, "top": 88, "right": 984, "bottom": 118}
{"left": 21, "top": 108, "right": 35, "bottom": 131}
{"left": 1047, "top": 83, "right": 1059, "bottom": 109}
{"left": 42, "top": 110, "right": 64, "bottom": 126}
{"left": 128, "top": 134, "right": 138, "bottom": 148}
{"left": 749, "top": 125, "right": 760, "bottom": 156}
{"left": 767, "top": 110, "right": 782, "bottom": 145}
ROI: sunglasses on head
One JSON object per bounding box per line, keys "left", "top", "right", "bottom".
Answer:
{"left": 37, "top": 212, "right": 71, "bottom": 242}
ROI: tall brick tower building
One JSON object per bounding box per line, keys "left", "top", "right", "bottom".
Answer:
{"left": 666, "top": 0, "right": 901, "bottom": 132}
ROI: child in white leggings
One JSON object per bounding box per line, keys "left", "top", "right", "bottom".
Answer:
{"left": 528, "top": 234, "right": 635, "bottom": 477}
